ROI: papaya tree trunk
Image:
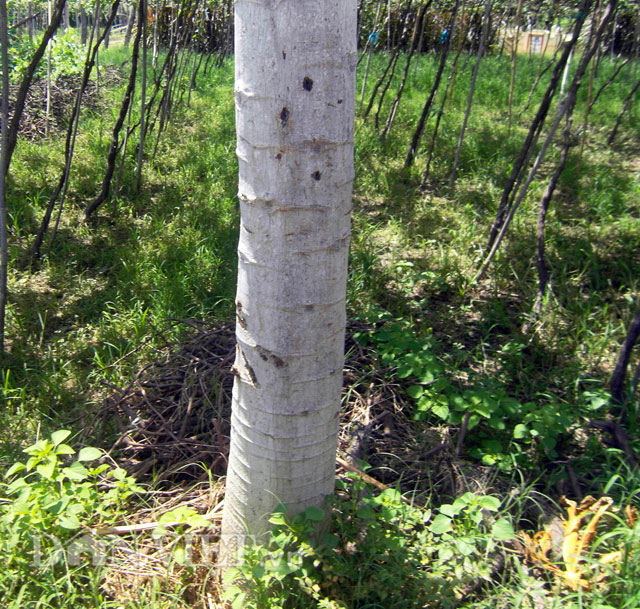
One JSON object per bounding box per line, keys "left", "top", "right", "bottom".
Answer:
{"left": 220, "top": 0, "right": 356, "bottom": 555}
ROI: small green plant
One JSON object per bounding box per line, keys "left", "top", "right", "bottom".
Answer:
{"left": 9, "top": 31, "right": 85, "bottom": 83}
{"left": 0, "top": 430, "right": 144, "bottom": 605}
{"left": 224, "top": 477, "right": 516, "bottom": 609}
{"left": 360, "top": 317, "right": 581, "bottom": 470}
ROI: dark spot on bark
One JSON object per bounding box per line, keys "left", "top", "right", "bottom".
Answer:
{"left": 337, "top": 99, "right": 343, "bottom": 104}
{"left": 256, "top": 345, "right": 287, "bottom": 368}
{"left": 236, "top": 301, "right": 247, "bottom": 330}
{"left": 304, "top": 304, "right": 315, "bottom": 311}
{"left": 280, "top": 107, "right": 289, "bottom": 126}
{"left": 245, "top": 362, "right": 258, "bottom": 386}
{"left": 276, "top": 152, "right": 282, "bottom": 160}
{"left": 303, "top": 76, "right": 314, "bottom": 91}
{"left": 272, "top": 355, "right": 286, "bottom": 368}
{"left": 312, "top": 171, "right": 322, "bottom": 181}
{"left": 282, "top": 50, "right": 286, "bottom": 59}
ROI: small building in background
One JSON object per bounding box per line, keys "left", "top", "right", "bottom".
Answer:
{"left": 503, "top": 26, "right": 567, "bottom": 55}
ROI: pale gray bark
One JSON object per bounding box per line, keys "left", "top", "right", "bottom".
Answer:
{"left": 220, "top": 0, "right": 356, "bottom": 557}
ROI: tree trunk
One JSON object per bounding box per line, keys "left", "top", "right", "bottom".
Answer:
{"left": 507, "top": 0, "right": 524, "bottom": 133}
{"left": 484, "top": 0, "right": 593, "bottom": 257}
{"left": 607, "top": 71, "right": 640, "bottom": 145}
{"left": 136, "top": 0, "right": 146, "bottom": 192}
{"left": 405, "top": 0, "right": 460, "bottom": 168}
{"left": 610, "top": 305, "right": 640, "bottom": 405}
{"left": 447, "top": 0, "right": 492, "bottom": 189}
{"left": 4, "top": 0, "right": 66, "bottom": 175}
{"left": 85, "top": 0, "right": 143, "bottom": 219}
{"left": 30, "top": 0, "right": 118, "bottom": 264}
{"left": 476, "top": 0, "right": 617, "bottom": 282}
{"left": 124, "top": 2, "right": 135, "bottom": 48}
{"left": 381, "top": 1, "right": 431, "bottom": 140}
{"left": 220, "top": 0, "right": 356, "bottom": 557}
{"left": 28, "top": 1, "right": 34, "bottom": 39}
{"left": 80, "top": 5, "right": 88, "bottom": 43}
{"left": 0, "top": 0, "right": 9, "bottom": 352}
{"left": 533, "top": 119, "right": 573, "bottom": 317}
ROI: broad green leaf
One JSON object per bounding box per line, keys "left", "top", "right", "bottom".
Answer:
{"left": 491, "top": 517, "right": 515, "bottom": 540}
{"left": 430, "top": 514, "right": 452, "bottom": 534}
{"left": 379, "top": 488, "right": 403, "bottom": 503}
{"left": 468, "top": 414, "right": 481, "bottom": 430}
{"left": 477, "top": 496, "right": 501, "bottom": 511}
{"left": 407, "top": 385, "right": 424, "bottom": 399}
{"left": 513, "top": 424, "right": 529, "bottom": 439}
{"left": 24, "top": 439, "right": 48, "bottom": 456}
{"left": 77, "top": 447, "right": 102, "bottom": 462}
{"left": 303, "top": 506, "right": 324, "bottom": 522}
{"left": 432, "top": 402, "right": 450, "bottom": 420}
{"left": 455, "top": 538, "right": 475, "bottom": 556}
{"left": 433, "top": 378, "right": 449, "bottom": 391}
{"left": 397, "top": 365, "right": 413, "bottom": 378}
{"left": 51, "top": 430, "right": 72, "bottom": 446}
{"left": 111, "top": 467, "right": 127, "bottom": 481}
{"left": 230, "top": 591, "right": 247, "bottom": 609}
{"left": 481, "top": 454, "right": 498, "bottom": 466}
{"left": 6, "top": 477, "right": 28, "bottom": 494}
{"left": 322, "top": 533, "right": 339, "bottom": 549}
{"left": 440, "top": 503, "right": 458, "bottom": 517}
{"left": 55, "top": 444, "right": 75, "bottom": 456}
{"left": 187, "top": 515, "right": 212, "bottom": 528}
{"left": 37, "top": 458, "right": 57, "bottom": 480}
{"left": 5, "top": 462, "right": 25, "bottom": 477}
{"left": 356, "top": 504, "right": 376, "bottom": 520}
{"left": 274, "top": 559, "right": 297, "bottom": 578}
{"left": 173, "top": 547, "right": 187, "bottom": 565}
{"left": 542, "top": 436, "right": 557, "bottom": 450}
{"left": 63, "top": 461, "right": 89, "bottom": 481}
{"left": 58, "top": 514, "right": 81, "bottom": 530}
{"left": 45, "top": 496, "right": 70, "bottom": 515}
{"left": 420, "top": 370, "right": 435, "bottom": 383}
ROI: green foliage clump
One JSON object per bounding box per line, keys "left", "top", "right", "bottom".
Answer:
{"left": 224, "top": 476, "right": 515, "bottom": 609}
{"left": 9, "top": 31, "right": 85, "bottom": 82}
{"left": 0, "top": 430, "right": 144, "bottom": 606}
{"left": 357, "top": 316, "right": 586, "bottom": 470}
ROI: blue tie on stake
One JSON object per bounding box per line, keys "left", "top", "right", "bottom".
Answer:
{"left": 368, "top": 31, "right": 379, "bottom": 47}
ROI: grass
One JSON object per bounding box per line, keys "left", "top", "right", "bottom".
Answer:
{"left": 1, "top": 36, "right": 639, "bottom": 608}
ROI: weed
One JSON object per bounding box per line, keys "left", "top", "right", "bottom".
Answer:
{"left": 0, "top": 430, "right": 144, "bottom": 606}
{"left": 224, "top": 476, "right": 516, "bottom": 609}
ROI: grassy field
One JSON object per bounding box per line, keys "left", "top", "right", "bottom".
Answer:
{"left": 1, "top": 43, "right": 639, "bottom": 607}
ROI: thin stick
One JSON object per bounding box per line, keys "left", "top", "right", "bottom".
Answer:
{"left": 90, "top": 501, "right": 224, "bottom": 536}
